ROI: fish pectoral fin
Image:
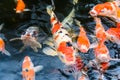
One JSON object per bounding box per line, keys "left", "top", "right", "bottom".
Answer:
{"left": 89, "top": 42, "right": 98, "bottom": 49}
{"left": 72, "top": 42, "right": 79, "bottom": 50}
{"left": 0, "top": 23, "right": 4, "bottom": 31}
{"left": 42, "top": 47, "right": 57, "bottom": 56}
{"left": 23, "top": 9, "right": 31, "bottom": 12}
{"left": 3, "top": 49, "right": 11, "bottom": 56}
{"left": 34, "top": 65, "right": 43, "bottom": 72}
{"left": 13, "top": 8, "right": 16, "bottom": 11}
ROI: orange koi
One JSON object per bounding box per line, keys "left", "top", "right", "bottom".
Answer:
{"left": 77, "top": 26, "right": 90, "bottom": 53}
{"left": 89, "top": 0, "right": 120, "bottom": 28}
{"left": 43, "top": 5, "right": 76, "bottom": 65}
{"left": 22, "top": 56, "right": 43, "bottom": 80}
{"left": 94, "top": 42, "right": 111, "bottom": 63}
{"left": 63, "top": 55, "right": 89, "bottom": 80}
{"left": 0, "top": 38, "right": 11, "bottom": 56}
{"left": 74, "top": 19, "right": 98, "bottom": 53}
{"left": 15, "top": 0, "right": 25, "bottom": 13}
{"left": 0, "top": 23, "right": 11, "bottom": 56}
{"left": 106, "top": 27, "right": 120, "bottom": 44}
{"left": 94, "top": 17, "right": 107, "bottom": 43}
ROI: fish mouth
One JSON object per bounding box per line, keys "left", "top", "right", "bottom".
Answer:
{"left": 89, "top": 10, "right": 97, "bottom": 17}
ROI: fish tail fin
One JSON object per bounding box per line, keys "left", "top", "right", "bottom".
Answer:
{"left": 42, "top": 47, "right": 57, "bottom": 56}
{"left": 34, "top": 65, "right": 43, "bottom": 72}
{"left": 3, "top": 49, "right": 11, "bottom": 56}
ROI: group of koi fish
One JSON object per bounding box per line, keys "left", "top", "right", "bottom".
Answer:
{"left": 1, "top": 0, "right": 120, "bottom": 80}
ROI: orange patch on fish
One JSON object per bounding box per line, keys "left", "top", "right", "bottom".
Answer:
{"left": 16, "top": 0, "right": 25, "bottom": 13}
{"left": 100, "top": 62, "right": 109, "bottom": 72}
{"left": 0, "top": 38, "right": 5, "bottom": 51}
{"left": 94, "top": 2, "right": 113, "bottom": 14}
{"left": 57, "top": 41, "right": 75, "bottom": 64}
{"left": 51, "top": 22, "right": 61, "bottom": 34}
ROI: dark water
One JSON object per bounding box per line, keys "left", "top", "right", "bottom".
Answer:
{"left": 0, "top": 0, "right": 120, "bottom": 80}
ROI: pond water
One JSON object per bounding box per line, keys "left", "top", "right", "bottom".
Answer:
{"left": 0, "top": 0, "right": 120, "bottom": 80}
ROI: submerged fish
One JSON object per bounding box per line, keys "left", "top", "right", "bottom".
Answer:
{"left": 89, "top": 0, "right": 120, "bottom": 28}
{"left": 22, "top": 56, "right": 43, "bottom": 80}
{"left": 0, "top": 23, "right": 11, "bottom": 56}
{"left": 94, "top": 17, "right": 107, "bottom": 43}
{"left": 10, "top": 26, "right": 42, "bottom": 52}
{"left": 106, "top": 27, "right": 120, "bottom": 44}
{"left": 76, "top": 26, "right": 90, "bottom": 53}
{"left": 15, "top": 0, "right": 30, "bottom": 13}
{"left": 74, "top": 19, "right": 97, "bottom": 53}
{"left": 62, "top": 55, "right": 89, "bottom": 80}
{"left": 0, "top": 38, "right": 11, "bottom": 56}
{"left": 43, "top": 5, "right": 76, "bottom": 65}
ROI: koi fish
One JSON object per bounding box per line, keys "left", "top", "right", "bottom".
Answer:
{"left": 76, "top": 26, "right": 90, "bottom": 53}
{"left": 73, "top": 19, "right": 97, "bottom": 53}
{"left": 89, "top": 0, "right": 120, "bottom": 28}
{"left": 106, "top": 27, "right": 120, "bottom": 44}
{"left": 43, "top": 5, "right": 76, "bottom": 65}
{"left": 22, "top": 56, "right": 43, "bottom": 80}
{"left": 93, "top": 42, "right": 120, "bottom": 72}
{"left": 62, "top": 55, "right": 89, "bottom": 80}
{"left": 94, "top": 42, "right": 111, "bottom": 63}
{"left": 10, "top": 26, "right": 42, "bottom": 52}
{"left": 0, "top": 23, "right": 11, "bottom": 56}
{"left": 94, "top": 17, "right": 107, "bottom": 43}
{"left": 0, "top": 38, "right": 11, "bottom": 56}
{"left": 15, "top": 0, "right": 30, "bottom": 13}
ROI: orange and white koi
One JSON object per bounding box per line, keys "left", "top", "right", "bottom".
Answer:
{"left": 89, "top": 0, "right": 120, "bottom": 28}
{"left": 93, "top": 42, "right": 120, "bottom": 72}
{"left": 76, "top": 26, "right": 90, "bottom": 53}
{"left": 0, "top": 23, "right": 11, "bottom": 56}
{"left": 22, "top": 56, "right": 43, "bottom": 80}
{"left": 0, "top": 38, "right": 11, "bottom": 56}
{"left": 43, "top": 5, "right": 76, "bottom": 65}
{"left": 10, "top": 26, "right": 41, "bottom": 52}
{"left": 106, "top": 27, "right": 120, "bottom": 44}
{"left": 74, "top": 19, "right": 97, "bottom": 53}
{"left": 15, "top": 0, "right": 30, "bottom": 13}
{"left": 94, "top": 17, "right": 107, "bottom": 43}
{"left": 63, "top": 55, "right": 89, "bottom": 80}
{"left": 94, "top": 42, "right": 111, "bottom": 63}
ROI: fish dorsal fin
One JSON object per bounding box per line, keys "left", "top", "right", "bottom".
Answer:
{"left": 34, "top": 65, "right": 43, "bottom": 72}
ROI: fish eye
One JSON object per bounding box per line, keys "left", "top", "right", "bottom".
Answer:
{"left": 100, "top": 9, "right": 105, "bottom": 13}
{"left": 66, "top": 42, "right": 72, "bottom": 47}
{"left": 22, "top": 31, "right": 26, "bottom": 35}
{"left": 25, "top": 68, "right": 29, "bottom": 72}
{"left": 110, "top": 36, "right": 114, "bottom": 41}
{"left": 32, "top": 31, "right": 37, "bottom": 36}
{"left": 58, "top": 31, "right": 62, "bottom": 33}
